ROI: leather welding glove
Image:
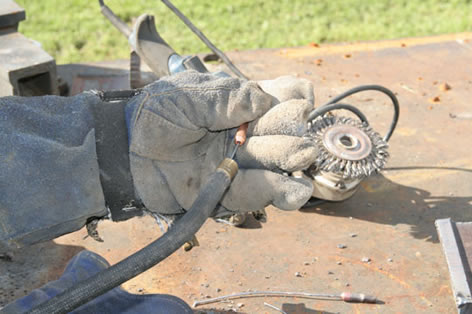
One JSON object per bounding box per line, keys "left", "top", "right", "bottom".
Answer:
{"left": 126, "top": 70, "right": 316, "bottom": 218}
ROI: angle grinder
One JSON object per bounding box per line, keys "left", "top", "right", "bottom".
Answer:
{"left": 302, "top": 85, "right": 399, "bottom": 203}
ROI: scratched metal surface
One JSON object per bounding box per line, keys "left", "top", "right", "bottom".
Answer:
{"left": 2, "top": 33, "right": 472, "bottom": 313}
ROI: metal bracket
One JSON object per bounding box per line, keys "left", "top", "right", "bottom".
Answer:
{"left": 436, "top": 218, "right": 472, "bottom": 314}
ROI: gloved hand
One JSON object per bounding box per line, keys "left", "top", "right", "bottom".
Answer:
{"left": 126, "top": 70, "right": 317, "bottom": 218}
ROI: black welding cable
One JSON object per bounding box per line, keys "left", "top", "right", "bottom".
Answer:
{"left": 322, "top": 85, "right": 400, "bottom": 142}
{"left": 25, "top": 163, "right": 236, "bottom": 314}
{"left": 307, "top": 103, "right": 369, "bottom": 125}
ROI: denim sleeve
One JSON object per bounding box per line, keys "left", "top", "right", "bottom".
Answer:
{"left": 0, "top": 93, "right": 107, "bottom": 251}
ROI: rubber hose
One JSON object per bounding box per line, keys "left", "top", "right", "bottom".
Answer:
{"left": 323, "top": 85, "right": 400, "bottom": 142}
{"left": 307, "top": 103, "right": 369, "bottom": 124}
{"left": 27, "top": 166, "right": 235, "bottom": 314}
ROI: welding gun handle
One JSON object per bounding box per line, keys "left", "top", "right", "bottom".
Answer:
{"left": 341, "top": 292, "right": 377, "bottom": 304}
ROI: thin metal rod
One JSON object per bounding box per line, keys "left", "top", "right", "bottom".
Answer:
{"left": 193, "top": 291, "right": 342, "bottom": 307}
{"left": 161, "top": 0, "right": 249, "bottom": 80}
{"left": 229, "top": 144, "right": 240, "bottom": 159}
{"left": 264, "top": 302, "right": 287, "bottom": 314}
{"left": 98, "top": 0, "right": 132, "bottom": 38}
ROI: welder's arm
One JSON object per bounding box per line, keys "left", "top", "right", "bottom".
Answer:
{"left": 0, "top": 71, "right": 315, "bottom": 251}
{"left": 127, "top": 70, "right": 317, "bottom": 218}
{"left": 0, "top": 93, "right": 108, "bottom": 251}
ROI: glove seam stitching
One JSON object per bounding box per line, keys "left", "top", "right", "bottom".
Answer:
{"left": 134, "top": 87, "right": 239, "bottom": 131}
{"left": 133, "top": 90, "right": 151, "bottom": 129}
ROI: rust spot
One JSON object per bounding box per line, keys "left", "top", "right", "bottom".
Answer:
{"left": 343, "top": 53, "right": 352, "bottom": 59}
{"left": 428, "top": 96, "right": 441, "bottom": 103}
{"left": 401, "top": 43, "right": 407, "bottom": 47}
{"left": 308, "top": 42, "right": 320, "bottom": 48}
{"left": 314, "top": 58, "right": 323, "bottom": 66}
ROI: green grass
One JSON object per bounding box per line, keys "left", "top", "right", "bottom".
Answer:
{"left": 15, "top": 0, "right": 472, "bottom": 64}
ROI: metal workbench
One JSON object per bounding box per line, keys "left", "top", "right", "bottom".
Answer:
{"left": 2, "top": 33, "right": 472, "bottom": 313}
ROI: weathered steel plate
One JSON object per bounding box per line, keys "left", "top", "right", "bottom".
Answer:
{"left": 2, "top": 33, "right": 472, "bottom": 313}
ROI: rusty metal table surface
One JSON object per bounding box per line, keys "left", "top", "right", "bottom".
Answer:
{"left": 2, "top": 33, "right": 472, "bottom": 313}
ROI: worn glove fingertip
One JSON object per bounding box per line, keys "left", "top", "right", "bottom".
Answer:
{"left": 273, "top": 177, "right": 314, "bottom": 210}
{"left": 284, "top": 141, "right": 318, "bottom": 171}
{"left": 258, "top": 76, "right": 315, "bottom": 105}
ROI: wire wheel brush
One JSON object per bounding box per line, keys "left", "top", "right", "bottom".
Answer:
{"left": 307, "top": 115, "right": 389, "bottom": 179}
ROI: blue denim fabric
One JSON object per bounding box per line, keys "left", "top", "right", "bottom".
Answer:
{"left": 0, "top": 94, "right": 107, "bottom": 250}
{"left": 2, "top": 250, "right": 192, "bottom": 313}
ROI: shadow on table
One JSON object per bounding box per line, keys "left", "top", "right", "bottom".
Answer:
{"left": 0, "top": 240, "right": 85, "bottom": 307}
{"left": 282, "top": 302, "right": 337, "bottom": 313}
{"left": 300, "top": 166, "right": 472, "bottom": 243}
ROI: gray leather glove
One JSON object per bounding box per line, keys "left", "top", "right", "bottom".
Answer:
{"left": 126, "top": 70, "right": 317, "bottom": 218}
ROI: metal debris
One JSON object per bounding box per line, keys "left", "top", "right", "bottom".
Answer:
{"left": 361, "top": 257, "right": 371, "bottom": 263}
{"left": 337, "top": 244, "right": 347, "bottom": 249}
{"left": 449, "top": 112, "right": 472, "bottom": 120}
{"left": 295, "top": 272, "right": 302, "bottom": 277}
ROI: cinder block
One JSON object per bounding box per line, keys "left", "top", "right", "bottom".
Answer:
{"left": 0, "top": 0, "right": 58, "bottom": 96}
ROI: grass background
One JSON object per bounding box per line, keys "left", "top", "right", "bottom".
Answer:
{"left": 15, "top": 0, "right": 472, "bottom": 64}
